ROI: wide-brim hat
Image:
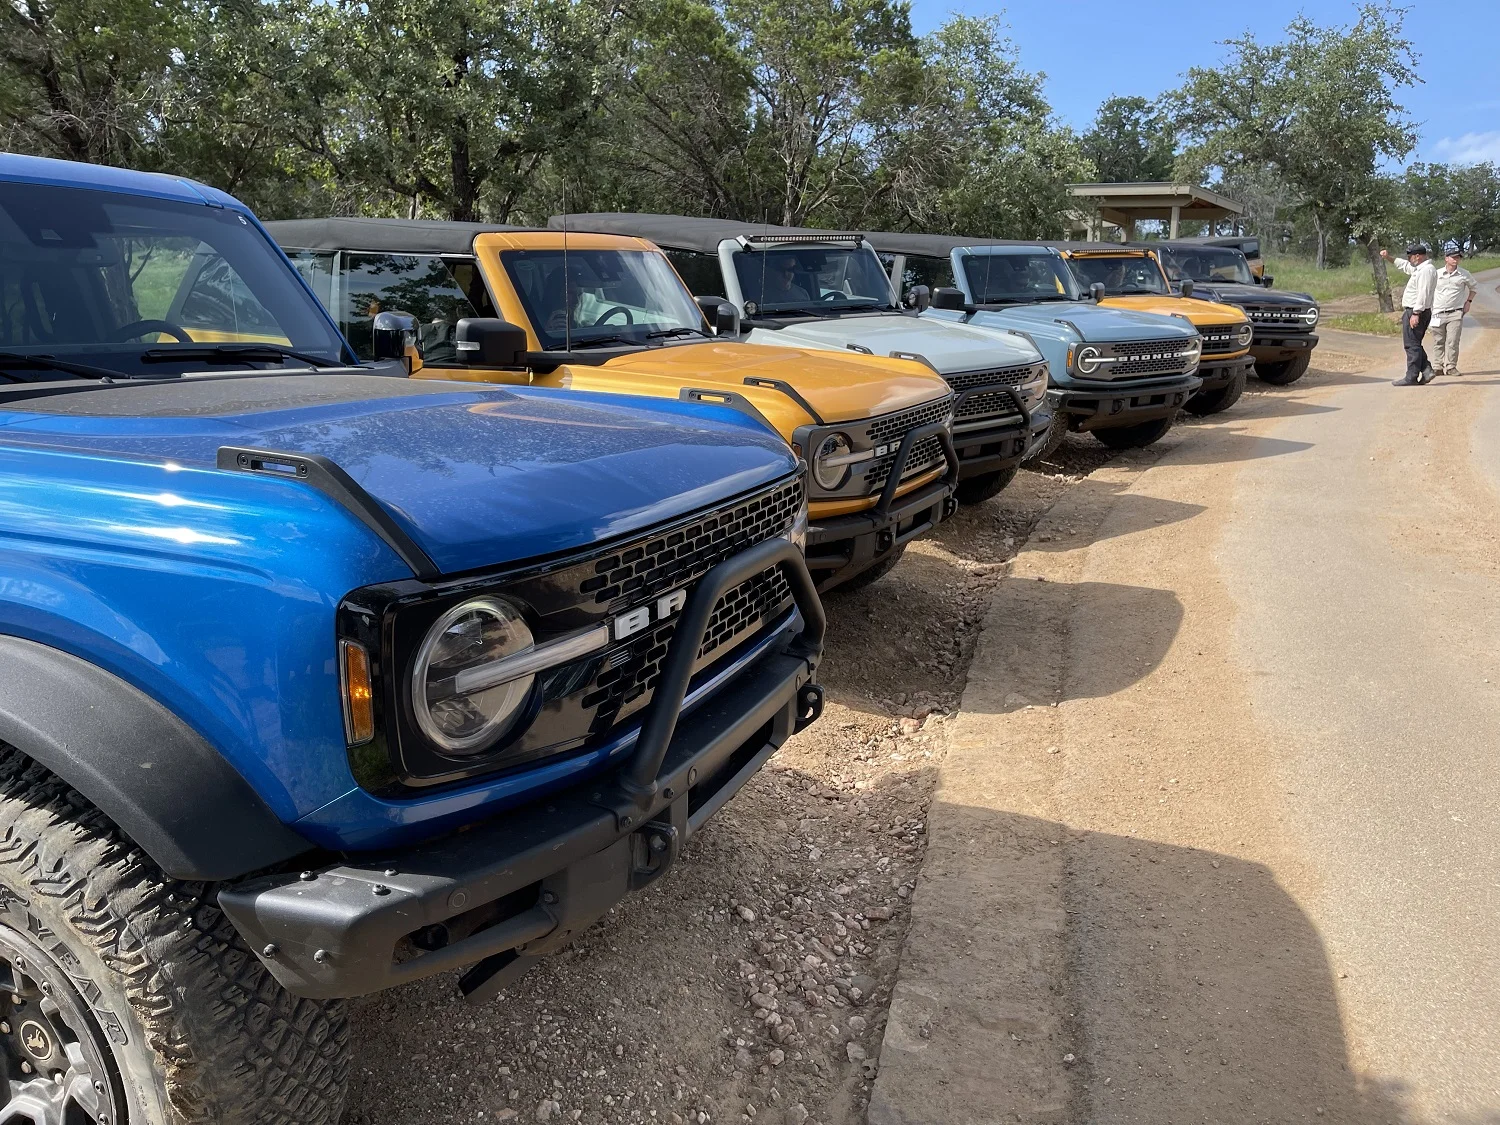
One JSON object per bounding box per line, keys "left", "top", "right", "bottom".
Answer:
{"left": 1406, "top": 241, "right": 1431, "bottom": 256}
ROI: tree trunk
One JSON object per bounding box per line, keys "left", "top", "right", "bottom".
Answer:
{"left": 1362, "top": 235, "right": 1394, "bottom": 313}
{"left": 1313, "top": 214, "right": 1327, "bottom": 270}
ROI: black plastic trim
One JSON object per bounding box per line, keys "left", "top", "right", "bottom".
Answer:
{"left": 217, "top": 446, "right": 441, "bottom": 580}
{"left": 741, "top": 376, "right": 825, "bottom": 425}
{"left": 0, "top": 636, "right": 313, "bottom": 881}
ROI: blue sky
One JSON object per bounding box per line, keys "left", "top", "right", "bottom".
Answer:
{"left": 907, "top": 0, "right": 1500, "bottom": 167}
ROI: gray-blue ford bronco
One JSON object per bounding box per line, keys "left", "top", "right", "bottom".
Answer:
{"left": 0, "top": 154, "right": 825, "bottom": 1124}
{"left": 874, "top": 235, "right": 1204, "bottom": 458}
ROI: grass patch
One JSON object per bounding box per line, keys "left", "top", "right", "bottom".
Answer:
{"left": 1325, "top": 312, "right": 1401, "bottom": 336}
{"left": 1266, "top": 254, "right": 1500, "bottom": 303}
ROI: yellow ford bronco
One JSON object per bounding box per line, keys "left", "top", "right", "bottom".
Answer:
{"left": 268, "top": 218, "right": 960, "bottom": 593}
{"left": 1053, "top": 242, "right": 1254, "bottom": 416}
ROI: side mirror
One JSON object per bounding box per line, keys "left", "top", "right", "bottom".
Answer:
{"left": 455, "top": 318, "right": 528, "bottom": 367}
{"left": 906, "top": 284, "right": 931, "bottom": 312}
{"left": 1179, "top": 279, "right": 1194, "bottom": 299}
{"left": 1262, "top": 275, "right": 1274, "bottom": 287}
{"left": 931, "top": 287, "right": 967, "bottom": 311}
{"left": 696, "top": 296, "right": 741, "bottom": 337}
{"left": 371, "top": 310, "right": 423, "bottom": 375}
{"left": 1089, "top": 282, "right": 1106, "bottom": 303}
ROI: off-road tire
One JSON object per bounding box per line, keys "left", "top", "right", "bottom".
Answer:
{"left": 828, "top": 544, "right": 907, "bottom": 594}
{"left": 1255, "top": 352, "right": 1312, "bottom": 385}
{"left": 954, "top": 466, "right": 1019, "bottom": 505}
{"left": 1184, "top": 369, "right": 1248, "bottom": 416}
{"left": 1091, "top": 416, "right": 1174, "bottom": 450}
{"left": 0, "top": 748, "right": 350, "bottom": 1125}
{"left": 1022, "top": 410, "right": 1070, "bottom": 467}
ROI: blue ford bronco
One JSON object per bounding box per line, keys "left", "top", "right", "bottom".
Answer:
{"left": 0, "top": 154, "right": 825, "bottom": 1123}
{"left": 873, "top": 235, "right": 1203, "bottom": 458}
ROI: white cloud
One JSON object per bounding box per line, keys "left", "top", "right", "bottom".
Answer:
{"left": 1429, "top": 131, "right": 1500, "bottom": 165}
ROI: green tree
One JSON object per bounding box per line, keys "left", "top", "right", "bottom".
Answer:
{"left": 1080, "top": 95, "right": 1175, "bottom": 184}
{"left": 1172, "top": 2, "right": 1418, "bottom": 309}
{"left": 1, "top": 0, "right": 187, "bottom": 164}
{"left": 1396, "top": 162, "right": 1500, "bottom": 253}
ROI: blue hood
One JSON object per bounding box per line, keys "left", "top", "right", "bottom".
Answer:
{"left": 963, "top": 301, "right": 1201, "bottom": 345}
{"left": 0, "top": 374, "right": 796, "bottom": 576}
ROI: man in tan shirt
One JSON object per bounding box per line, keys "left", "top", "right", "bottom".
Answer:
{"left": 1429, "top": 241, "right": 1478, "bottom": 377}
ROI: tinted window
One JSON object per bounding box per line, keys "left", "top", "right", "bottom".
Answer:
{"left": 886, "top": 253, "right": 956, "bottom": 292}
{"left": 0, "top": 180, "right": 344, "bottom": 366}
{"left": 959, "top": 252, "right": 1080, "bottom": 304}
{"left": 732, "top": 247, "right": 895, "bottom": 313}
{"left": 340, "top": 253, "right": 496, "bottom": 365}
{"left": 664, "top": 249, "right": 726, "bottom": 298}
{"left": 1067, "top": 255, "right": 1168, "bottom": 296}
{"left": 499, "top": 248, "right": 706, "bottom": 351}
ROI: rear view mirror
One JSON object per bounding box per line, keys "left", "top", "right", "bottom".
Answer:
{"left": 1089, "top": 282, "right": 1106, "bottom": 303}
{"left": 371, "top": 310, "right": 423, "bottom": 375}
{"left": 1180, "top": 279, "right": 1195, "bottom": 299}
{"left": 906, "top": 284, "right": 931, "bottom": 312}
{"left": 931, "top": 287, "right": 967, "bottom": 311}
{"left": 456, "top": 318, "right": 528, "bottom": 367}
{"left": 696, "top": 296, "right": 741, "bottom": 336}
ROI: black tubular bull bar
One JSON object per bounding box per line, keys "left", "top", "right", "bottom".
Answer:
{"left": 217, "top": 539, "right": 825, "bottom": 1003}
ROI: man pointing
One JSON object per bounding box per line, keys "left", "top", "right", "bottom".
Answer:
{"left": 1429, "top": 241, "right": 1478, "bottom": 378}
{"left": 1382, "top": 242, "right": 1437, "bottom": 385}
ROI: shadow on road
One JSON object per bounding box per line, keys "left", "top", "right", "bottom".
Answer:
{"left": 874, "top": 802, "right": 1449, "bottom": 1125}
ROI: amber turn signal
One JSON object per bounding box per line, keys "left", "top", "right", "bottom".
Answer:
{"left": 340, "top": 640, "right": 375, "bottom": 745}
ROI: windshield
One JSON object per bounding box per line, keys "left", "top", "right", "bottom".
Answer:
{"left": 1160, "top": 246, "right": 1254, "bottom": 285}
{"left": 1067, "top": 254, "right": 1169, "bottom": 296}
{"left": 733, "top": 246, "right": 896, "bottom": 314}
{"left": 500, "top": 248, "right": 706, "bottom": 351}
{"left": 0, "top": 180, "right": 347, "bottom": 377}
{"left": 959, "top": 252, "right": 1081, "bottom": 304}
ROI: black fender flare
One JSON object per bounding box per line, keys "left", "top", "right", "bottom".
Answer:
{"left": 0, "top": 635, "right": 314, "bottom": 881}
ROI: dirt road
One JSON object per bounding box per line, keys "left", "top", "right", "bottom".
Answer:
{"left": 871, "top": 282, "right": 1500, "bottom": 1124}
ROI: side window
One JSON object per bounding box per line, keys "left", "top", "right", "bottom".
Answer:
{"left": 664, "top": 249, "right": 725, "bottom": 298}
{"left": 175, "top": 254, "right": 287, "bottom": 342}
{"left": 286, "top": 250, "right": 336, "bottom": 309}
{"left": 340, "top": 253, "right": 496, "bottom": 365}
{"left": 901, "top": 254, "right": 956, "bottom": 292}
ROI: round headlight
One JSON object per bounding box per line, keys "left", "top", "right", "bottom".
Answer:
{"left": 1234, "top": 322, "right": 1253, "bottom": 347}
{"left": 412, "top": 597, "right": 535, "bottom": 756}
{"left": 1075, "top": 346, "right": 1102, "bottom": 374}
{"left": 1303, "top": 306, "right": 1320, "bottom": 326}
{"left": 813, "top": 433, "right": 853, "bottom": 491}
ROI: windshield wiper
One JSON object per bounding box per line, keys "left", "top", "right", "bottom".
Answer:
{"left": 566, "top": 334, "right": 636, "bottom": 350}
{"left": 1026, "top": 294, "right": 1076, "bottom": 303}
{"left": 0, "top": 351, "right": 127, "bottom": 382}
{"left": 140, "top": 344, "right": 340, "bottom": 368}
{"left": 645, "top": 326, "right": 711, "bottom": 340}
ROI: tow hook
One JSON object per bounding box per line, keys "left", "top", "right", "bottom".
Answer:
{"left": 795, "top": 683, "right": 825, "bottom": 731}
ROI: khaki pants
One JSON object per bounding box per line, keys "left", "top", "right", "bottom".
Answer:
{"left": 1430, "top": 311, "right": 1465, "bottom": 373}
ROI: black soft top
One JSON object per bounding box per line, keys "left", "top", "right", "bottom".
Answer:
{"left": 1131, "top": 239, "right": 1251, "bottom": 259}
{"left": 1043, "top": 240, "right": 1153, "bottom": 254}
{"left": 264, "top": 217, "right": 534, "bottom": 255}
{"left": 548, "top": 213, "right": 876, "bottom": 254}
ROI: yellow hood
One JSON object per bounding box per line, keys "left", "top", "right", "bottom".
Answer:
{"left": 1099, "top": 293, "right": 1249, "bottom": 327}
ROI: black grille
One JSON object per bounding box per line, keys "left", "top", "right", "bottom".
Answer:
{"left": 1108, "top": 338, "right": 1193, "bottom": 378}
{"left": 956, "top": 390, "right": 1018, "bottom": 420}
{"left": 1198, "top": 324, "right": 1243, "bottom": 355}
{"left": 581, "top": 565, "right": 794, "bottom": 727}
{"left": 1244, "top": 306, "right": 1312, "bottom": 331}
{"left": 947, "top": 364, "right": 1034, "bottom": 393}
{"left": 580, "top": 478, "right": 802, "bottom": 612}
{"left": 864, "top": 433, "right": 945, "bottom": 490}
{"left": 866, "top": 395, "right": 954, "bottom": 445}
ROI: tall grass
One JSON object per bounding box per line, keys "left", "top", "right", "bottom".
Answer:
{"left": 1267, "top": 254, "right": 1500, "bottom": 303}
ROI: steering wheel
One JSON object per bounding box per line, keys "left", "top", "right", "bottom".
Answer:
{"left": 819, "top": 291, "right": 845, "bottom": 302}
{"left": 111, "top": 319, "right": 194, "bottom": 343}
{"left": 592, "top": 306, "right": 634, "bottom": 326}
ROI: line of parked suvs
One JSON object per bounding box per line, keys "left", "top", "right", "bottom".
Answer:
{"left": 0, "top": 153, "right": 1320, "bottom": 1124}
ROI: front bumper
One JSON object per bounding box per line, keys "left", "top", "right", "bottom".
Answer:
{"left": 805, "top": 422, "right": 959, "bottom": 592}
{"left": 1250, "top": 331, "right": 1318, "bottom": 363}
{"left": 949, "top": 384, "right": 1043, "bottom": 480}
{"left": 1051, "top": 373, "right": 1203, "bottom": 432}
{"left": 1194, "top": 355, "right": 1255, "bottom": 391}
{"left": 218, "top": 538, "right": 825, "bottom": 1002}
